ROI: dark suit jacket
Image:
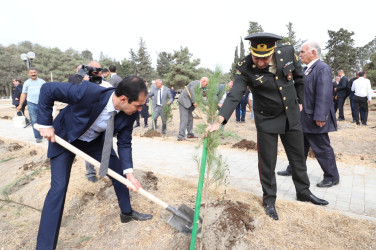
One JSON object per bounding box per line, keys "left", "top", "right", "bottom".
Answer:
{"left": 336, "top": 75, "right": 348, "bottom": 98}
{"left": 12, "top": 84, "right": 25, "bottom": 106}
{"left": 220, "top": 44, "right": 304, "bottom": 133}
{"left": 147, "top": 85, "right": 173, "bottom": 110}
{"left": 37, "top": 81, "right": 137, "bottom": 171}
{"left": 300, "top": 60, "right": 337, "bottom": 133}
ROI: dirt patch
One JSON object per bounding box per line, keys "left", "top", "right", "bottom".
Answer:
{"left": 308, "top": 148, "right": 315, "bottom": 158}
{"left": 21, "top": 159, "right": 50, "bottom": 171}
{"left": 0, "top": 116, "right": 12, "bottom": 120}
{"left": 142, "top": 171, "right": 159, "bottom": 191}
{"left": 96, "top": 178, "right": 113, "bottom": 201}
{"left": 29, "top": 150, "right": 37, "bottom": 156}
{"left": 142, "top": 130, "right": 162, "bottom": 138}
{"left": 169, "top": 200, "right": 255, "bottom": 249}
{"left": 8, "top": 143, "right": 23, "bottom": 151}
{"left": 232, "top": 139, "right": 257, "bottom": 150}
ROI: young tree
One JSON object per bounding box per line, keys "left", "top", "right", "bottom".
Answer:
{"left": 325, "top": 28, "right": 357, "bottom": 75}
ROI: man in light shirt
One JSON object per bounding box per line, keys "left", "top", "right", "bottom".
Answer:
{"left": 17, "top": 68, "right": 46, "bottom": 143}
{"left": 351, "top": 71, "right": 372, "bottom": 126}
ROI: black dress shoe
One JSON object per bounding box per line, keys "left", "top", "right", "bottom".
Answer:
{"left": 297, "top": 193, "right": 329, "bottom": 206}
{"left": 277, "top": 169, "right": 292, "bottom": 176}
{"left": 316, "top": 179, "right": 339, "bottom": 188}
{"left": 120, "top": 210, "right": 153, "bottom": 223}
{"left": 264, "top": 204, "right": 279, "bottom": 220}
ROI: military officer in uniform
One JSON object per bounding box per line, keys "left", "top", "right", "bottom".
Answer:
{"left": 206, "top": 32, "right": 328, "bottom": 220}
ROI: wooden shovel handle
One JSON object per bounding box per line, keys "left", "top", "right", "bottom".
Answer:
{"left": 35, "top": 124, "right": 169, "bottom": 209}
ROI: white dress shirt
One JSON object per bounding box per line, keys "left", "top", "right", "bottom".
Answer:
{"left": 351, "top": 77, "right": 372, "bottom": 101}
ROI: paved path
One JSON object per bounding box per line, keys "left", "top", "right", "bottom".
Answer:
{"left": 1, "top": 119, "right": 375, "bottom": 221}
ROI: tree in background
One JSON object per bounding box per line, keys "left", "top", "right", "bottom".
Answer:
{"left": 229, "top": 46, "right": 239, "bottom": 79}
{"left": 355, "top": 36, "right": 376, "bottom": 74}
{"left": 325, "top": 28, "right": 357, "bottom": 75}
{"left": 363, "top": 53, "right": 376, "bottom": 87}
{"left": 156, "top": 51, "right": 172, "bottom": 78}
{"left": 165, "top": 46, "right": 200, "bottom": 89}
{"left": 128, "top": 38, "right": 153, "bottom": 82}
{"left": 81, "top": 49, "right": 93, "bottom": 62}
{"left": 280, "top": 22, "right": 306, "bottom": 52}
{"left": 247, "top": 21, "right": 264, "bottom": 34}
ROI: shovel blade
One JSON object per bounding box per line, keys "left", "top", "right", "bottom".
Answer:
{"left": 167, "top": 204, "right": 202, "bottom": 234}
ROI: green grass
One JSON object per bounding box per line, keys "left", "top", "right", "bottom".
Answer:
{"left": 0, "top": 157, "right": 18, "bottom": 163}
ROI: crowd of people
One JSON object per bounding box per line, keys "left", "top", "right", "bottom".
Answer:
{"left": 8, "top": 31, "right": 374, "bottom": 248}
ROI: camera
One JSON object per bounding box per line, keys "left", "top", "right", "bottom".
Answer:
{"left": 81, "top": 64, "right": 102, "bottom": 84}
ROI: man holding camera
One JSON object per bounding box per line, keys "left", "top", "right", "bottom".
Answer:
{"left": 71, "top": 61, "right": 112, "bottom": 182}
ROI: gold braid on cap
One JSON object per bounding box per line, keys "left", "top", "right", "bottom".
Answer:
{"left": 250, "top": 47, "right": 275, "bottom": 57}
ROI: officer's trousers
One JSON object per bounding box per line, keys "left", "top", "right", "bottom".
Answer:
{"left": 257, "top": 130, "right": 311, "bottom": 205}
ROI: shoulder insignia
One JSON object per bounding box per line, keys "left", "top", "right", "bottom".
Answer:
{"left": 236, "top": 70, "right": 242, "bottom": 75}
{"left": 238, "top": 60, "right": 246, "bottom": 66}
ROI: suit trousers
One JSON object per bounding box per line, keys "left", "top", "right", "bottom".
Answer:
{"left": 257, "top": 130, "right": 311, "bottom": 205}
{"left": 349, "top": 93, "right": 365, "bottom": 122}
{"left": 178, "top": 104, "right": 194, "bottom": 139}
{"left": 354, "top": 96, "right": 368, "bottom": 125}
{"left": 36, "top": 138, "right": 131, "bottom": 250}
{"left": 235, "top": 95, "right": 247, "bottom": 122}
{"left": 337, "top": 97, "right": 346, "bottom": 119}
{"left": 153, "top": 105, "right": 167, "bottom": 133}
{"left": 303, "top": 133, "right": 339, "bottom": 182}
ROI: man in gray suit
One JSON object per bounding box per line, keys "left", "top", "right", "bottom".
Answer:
{"left": 177, "top": 77, "right": 209, "bottom": 141}
{"left": 147, "top": 79, "right": 173, "bottom": 134}
{"left": 109, "top": 65, "right": 123, "bottom": 88}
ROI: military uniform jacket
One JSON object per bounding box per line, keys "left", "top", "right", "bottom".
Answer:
{"left": 220, "top": 45, "right": 304, "bottom": 134}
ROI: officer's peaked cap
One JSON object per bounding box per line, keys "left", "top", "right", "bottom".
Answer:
{"left": 245, "top": 32, "right": 282, "bottom": 57}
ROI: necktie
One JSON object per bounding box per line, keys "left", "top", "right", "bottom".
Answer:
{"left": 99, "top": 111, "right": 116, "bottom": 178}
{"left": 158, "top": 88, "right": 162, "bottom": 105}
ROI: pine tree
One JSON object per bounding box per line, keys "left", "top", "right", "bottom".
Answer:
{"left": 325, "top": 28, "right": 357, "bottom": 75}
{"left": 247, "top": 21, "right": 264, "bottom": 35}
{"left": 165, "top": 47, "right": 200, "bottom": 89}
{"left": 156, "top": 51, "right": 172, "bottom": 78}
{"left": 280, "top": 22, "right": 306, "bottom": 52}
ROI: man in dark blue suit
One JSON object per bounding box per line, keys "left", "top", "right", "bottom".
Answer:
{"left": 335, "top": 69, "right": 348, "bottom": 121}
{"left": 299, "top": 41, "right": 340, "bottom": 187}
{"left": 36, "top": 75, "right": 152, "bottom": 249}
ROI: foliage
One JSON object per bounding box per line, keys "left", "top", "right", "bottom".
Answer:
{"left": 156, "top": 51, "right": 172, "bottom": 78}
{"left": 325, "top": 28, "right": 357, "bottom": 76}
{"left": 194, "top": 67, "right": 229, "bottom": 186}
{"left": 247, "top": 21, "right": 264, "bottom": 34}
{"left": 280, "top": 22, "right": 306, "bottom": 52}
{"left": 162, "top": 101, "right": 173, "bottom": 123}
{"left": 363, "top": 53, "right": 376, "bottom": 87}
{"left": 229, "top": 46, "right": 239, "bottom": 80}
{"left": 128, "top": 38, "right": 154, "bottom": 82}
{"left": 165, "top": 47, "right": 201, "bottom": 90}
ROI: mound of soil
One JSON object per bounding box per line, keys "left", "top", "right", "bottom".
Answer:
{"left": 142, "top": 171, "right": 159, "bottom": 190}
{"left": 169, "top": 200, "right": 255, "bottom": 249}
{"left": 142, "top": 130, "right": 162, "bottom": 138}
{"left": 232, "top": 139, "right": 257, "bottom": 150}
{"left": 8, "top": 143, "right": 23, "bottom": 151}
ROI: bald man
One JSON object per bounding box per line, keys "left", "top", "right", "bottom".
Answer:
{"left": 177, "top": 77, "right": 209, "bottom": 141}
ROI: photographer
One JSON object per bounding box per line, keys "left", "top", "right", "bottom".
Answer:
{"left": 68, "top": 61, "right": 113, "bottom": 182}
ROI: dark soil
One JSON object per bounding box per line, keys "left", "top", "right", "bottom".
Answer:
{"left": 21, "top": 159, "right": 50, "bottom": 171}
{"left": 8, "top": 143, "right": 23, "bottom": 151}
{"left": 142, "top": 171, "right": 159, "bottom": 190}
{"left": 142, "top": 130, "right": 162, "bottom": 138}
{"left": 96, "top": 178, "right": 113, "bottom": 201}
{"left": 232, "top": 139, "right": 257, "bottom": 151}
{"left": 0, "top": 116, "right": 12, "bottom": 120}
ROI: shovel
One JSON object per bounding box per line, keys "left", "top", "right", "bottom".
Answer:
{"left": 35, "top": 124, "right": 201, "bottom": 233}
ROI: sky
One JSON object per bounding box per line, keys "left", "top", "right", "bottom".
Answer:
{"left": 1, "top": 0, "right": 375, "bottom": 72}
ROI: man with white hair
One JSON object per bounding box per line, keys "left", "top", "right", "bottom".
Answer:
{"left": 279, "top": 41, "right": 339, "bottom": 187}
